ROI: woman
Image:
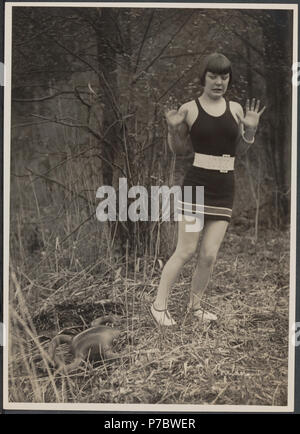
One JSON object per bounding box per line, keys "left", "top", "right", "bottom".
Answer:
{"left": 151, "top": 53, "right": 266, "bottom": 326}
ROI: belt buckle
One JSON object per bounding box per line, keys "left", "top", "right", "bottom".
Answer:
{"left": 220, "top": 154, "right": 230, "bottom": 173}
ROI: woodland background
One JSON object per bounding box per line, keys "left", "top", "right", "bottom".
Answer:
{"left": 8, "top": 7, "right": 293, "bottom": 406}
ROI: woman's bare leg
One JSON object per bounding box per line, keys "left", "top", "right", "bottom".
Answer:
{"left": 189, "top": 219, "right": 229, "bottom": 310}
{"left": 153, "top": 215, "right": 202, "bottom": 311}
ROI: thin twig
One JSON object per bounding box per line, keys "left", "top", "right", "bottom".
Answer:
{"left": 132, "top": 12, "right": 194, "bottom": 85}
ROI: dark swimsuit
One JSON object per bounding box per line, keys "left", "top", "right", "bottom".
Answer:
{"left": 177, "top": 97, "right": 240, "bottom": 222}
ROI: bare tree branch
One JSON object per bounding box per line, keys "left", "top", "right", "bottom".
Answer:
{"left": 30, "top": 113, "right": 103, "bottom": 141}
{"left": 156, "top": 13, "right": 236, "bottom": 102}
{"left": 12, "top": 90, "right": 79, "bottom": 103}
{"left": 12, "top": 120, "right": 52, "bottom": 129}
{"left": 14, "top": 24, "right": 58, "bottom": 47}
{"left": 29, "top": 147, "right": 97, "bottom": 183}
{"left": 74, "top": 87, "right": 91, "bottom": 108}
{"left": 132, "top": 12, "right": 194, "bottom": 85}
{"left": 60, "top": 210, "right": 97, "bottom": 245}
{"left": 107, "top": 9, "right": 125, "bottom": 51}
{"left": 19, "top": 10, "right": 121, "bottom": 118}
{"left": 25, "top": 168, "right": 92, "bottom": 204}
{"left": 134, "top": 10, "right": 155, "bottom": 73}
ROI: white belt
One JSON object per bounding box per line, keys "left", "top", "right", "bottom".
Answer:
{"left": 193, "top": 152, "right": 235, "bottom": 173}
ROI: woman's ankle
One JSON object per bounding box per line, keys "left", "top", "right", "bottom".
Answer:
{"left": 153, "top": 300, "right": 168, "bottom": 311}
{"left": 189, "top": 292, "right": 203, "bottom": 310}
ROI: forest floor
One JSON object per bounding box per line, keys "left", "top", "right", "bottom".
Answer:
{"left": 8, "top": 224, "right": 291, "bottom": 407}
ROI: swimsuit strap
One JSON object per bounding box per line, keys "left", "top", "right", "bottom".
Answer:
{"left": 225, "top": 98, "right": 229, "bottom": 112}
{"left": 195, "top": 98, "right": 201, "bottom": 113}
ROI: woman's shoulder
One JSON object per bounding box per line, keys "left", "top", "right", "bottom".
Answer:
{"left": 178, "top": 98, "right": 198, "bottom": 113}
{"left": 229, "top": 100, "right": 243, "bottom": 113}
{"left": 229, "top": 101, "right": 244, "bottom": 115}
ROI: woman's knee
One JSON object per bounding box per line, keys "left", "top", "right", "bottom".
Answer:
{"left": 174, "top": 244, "right": 198, "bottom": 262}
{"left": 198, "top": 249, "right": 217, "bottom": 267}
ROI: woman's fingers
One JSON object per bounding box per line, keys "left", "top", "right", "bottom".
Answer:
{"left": 164, "top": 109, "right": 177, "bottom": 118}
{"left": 165, "top": 109, "right": 186, "bottom": 119}
{"left": 258, "top": 105, "right": 266, "bottom": 116}
{"left": 165, "top": 109, "right": 188, "bottom": 128}
{"left": 179, "top": 109, "right": 188, "bottom": 120}
{"left": 246, "top": 98, "right": 258, "bottom": 113}
{"left": 246, "top": 99, "right": 250, "bottom": 112}
{"left": 245, "top": 98, "right": 266, "bottom": 115}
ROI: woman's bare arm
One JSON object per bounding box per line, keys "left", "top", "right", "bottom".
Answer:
{"left": 166, "top": 106, "right": 190, "bottom": 154}
{"left": 236, "top": 98, "right": 266, "bottom": 156}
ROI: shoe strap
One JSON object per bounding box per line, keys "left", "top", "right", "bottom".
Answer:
{"left": 188, "top": 304, "right": 203, "bottom": 312}
{"left": 152, "top": 304, "right": 171, "bottom": 318}
{"left": 152, "top": 303, "right": 167, "bottom": 312}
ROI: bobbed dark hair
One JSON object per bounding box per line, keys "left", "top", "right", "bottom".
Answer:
{"left": 200, "top": 53, "right": 232, "bottom": 87}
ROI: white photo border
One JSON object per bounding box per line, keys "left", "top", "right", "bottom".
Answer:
{"left": 2, "top": 1, "right": 298, "bottom": 413}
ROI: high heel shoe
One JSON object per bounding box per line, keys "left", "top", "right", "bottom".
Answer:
{"left": 150, "top": 303, "right": 176, "bottom": 327}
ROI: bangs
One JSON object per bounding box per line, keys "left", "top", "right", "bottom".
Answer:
{"left": 200, "top": 53, "right": 232, "bottom": 85}
{"left": 206, "top": 56, "right": 231, "bottom": 75}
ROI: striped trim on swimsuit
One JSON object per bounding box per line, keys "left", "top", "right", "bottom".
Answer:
{"left": 177, "top": 200, "right": 232, "bottom": 218}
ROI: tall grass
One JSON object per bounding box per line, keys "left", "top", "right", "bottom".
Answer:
{"left": 8, "top": 228, "right": 290, "bottom": 405}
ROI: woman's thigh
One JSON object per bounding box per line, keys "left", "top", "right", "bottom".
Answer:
{"left": 175, "top": 215, "right": 203, "bottom": 256}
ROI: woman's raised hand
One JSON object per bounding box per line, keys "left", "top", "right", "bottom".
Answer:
{"left": 165, "top": 109, "right": 188, "bottom": 130}
{"left": 237, "top": 98, "right": 266, "bottom": 130}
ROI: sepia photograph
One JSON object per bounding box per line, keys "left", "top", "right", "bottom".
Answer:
{"left": 2, "top": 2, "right": 297, "bottom": 412}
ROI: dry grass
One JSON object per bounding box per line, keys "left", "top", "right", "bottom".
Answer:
{"left": 7, "top": 134, "right": 290, "bottom": 406}
{"left": 8, "top": 224, "right": 290, "bottom": 406}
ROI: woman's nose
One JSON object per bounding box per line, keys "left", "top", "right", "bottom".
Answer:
{"left": 215, "top": 76, "right": 222, "bottom": 84}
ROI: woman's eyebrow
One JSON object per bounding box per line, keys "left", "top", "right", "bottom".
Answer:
{"left": 208, "top": 72, "right": 229, "bottom": 75}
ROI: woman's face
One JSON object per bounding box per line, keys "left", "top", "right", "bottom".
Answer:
{"left": 203, "top": 71, "right": 230, "bottom": 99}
